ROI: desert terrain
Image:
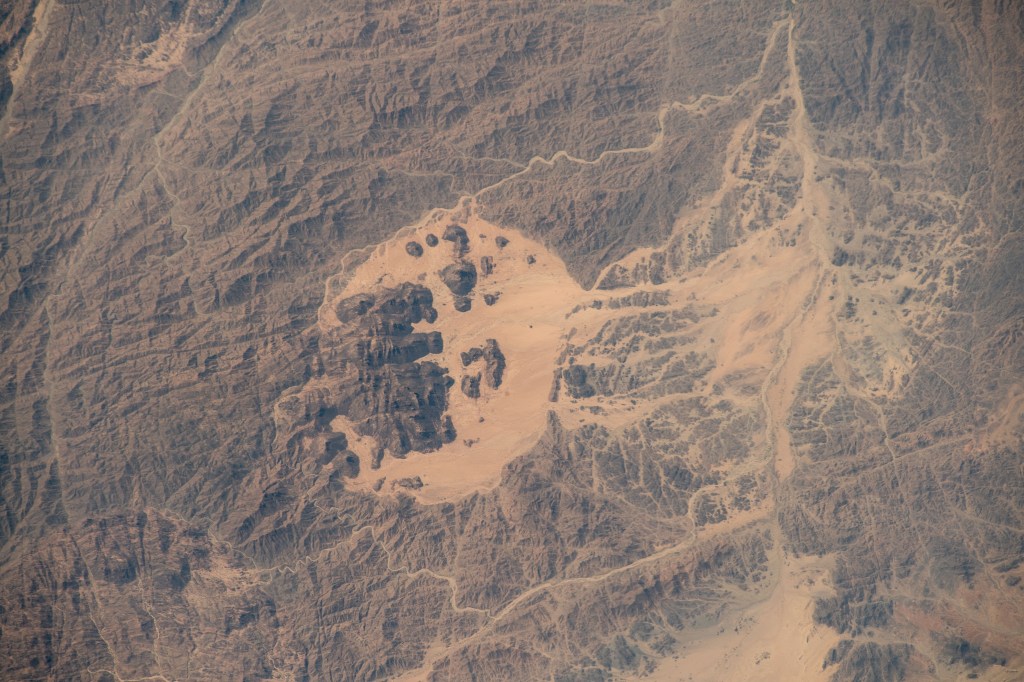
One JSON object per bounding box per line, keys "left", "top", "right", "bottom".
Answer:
{"left": 0, "top": 0, "right": 1022, "bottom": 680}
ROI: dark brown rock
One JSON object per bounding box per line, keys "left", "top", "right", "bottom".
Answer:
{"left": 405, "top": 241, "right": 424, "bottom": 257}
{"left": 443, "top": 224, "right": 470, "bottom": 254}
{"left": 549, "top": 369, "right": 562, "bottom": 401}
{"left": 316, "top": 283, "right": 454, "bottom": 456}
{"left": 335, "top": 293, "right": 376, "bottom": 323}
{"left": 461, "top": 373, "right": 481, "bottom": 399}
{"left": 562, "top": 363, "right": 596, "bottom": 398}
{"left": 441, "top": 415, "right": 456, "bottom": 443}
{"left": 324, "top": 433, "right": 348, "bottom": 456}
{"left": 461, "top": 347, "right": 484, "bottom": 366}
{"left": 340, "top": 452, "right": 360, "bottom": 478}
{"left": 482, "top": 339, "right": 506, "bottom": 388}
{"left": 460, "top": 339, "right": 505, "bottom": 389}
{"left": 440, "top": 261, "right": 478, "bottom": 296}
{"left": 425, "top": 233, "right": 439, "bottom": 247}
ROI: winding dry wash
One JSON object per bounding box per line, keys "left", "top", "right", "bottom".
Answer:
{"left": 1, "top": 1, "right": 1022, "bottom": 680}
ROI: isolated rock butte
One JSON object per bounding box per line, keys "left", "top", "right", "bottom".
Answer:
{"left": 461, "top": 339, "right": 506, "bottom": 389}
{"left": 443, "top": 223, "right": 470, "bottom": 254}
{"left": 440, "top": 260, "right": 478, "bottom": 296}
{"left": 460, "top": 373, "right": 482, "bottom": 399}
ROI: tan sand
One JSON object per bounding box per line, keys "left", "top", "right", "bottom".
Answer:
{"left": 638, "top": 552, "right": 841, "bottom": 682}
{"left": 327, "top": 211, "right": 584, "bottom": 503}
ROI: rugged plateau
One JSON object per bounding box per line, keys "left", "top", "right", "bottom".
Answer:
{"left": 0, "top": 0, "right": 1022, "bottom": 680}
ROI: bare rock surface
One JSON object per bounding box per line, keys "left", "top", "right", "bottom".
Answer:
{"left": 440, "top": 261, "right": 478, "bottom": 296}
{"left": 443, "top": 224, "right": 470, "bottom": 255}
{"left": 460, "top": 373, "right": 481, "bottom": 399}
{"left": 0, "top": 1, "right": 1022, "bottom": 681}
{"left": 307, "top": 282, "right": 454, "bottom": 457}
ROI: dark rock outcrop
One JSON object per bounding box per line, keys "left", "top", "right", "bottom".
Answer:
{"left": 443, "top": 224, "right": 470, "bottom": 254}
{"left": 338, "top": 297, "right": 443, "bottom": 365}
{"left": 440, "top": 261, "right": 478, "bottom": 296}
{"left": 495, "top": 235, "right": 510, "bottom": 249}
{"left": 425, "top": 233, "right": 439, "bottom": 247}
{"left": 339, "top": 452, "right": 360, "bottom": 478}
{"left": 549, "top": 369, "right": 562, "bottom": 401}
{"left": 406, "top": 241, "right": 424, "bottom": 257}
{"left": 562, "top": 362, "right": 596, "bottom": 398}
{"left": 829, "top": 642, "right": 915, "bottom": 682}
{"left": 324, "top": 431, "right": 348, "bottom": 453}
{"left": 461, "top": 348, "right": 484, "bottom": 366}
{"left": 335, "top": 292, "right": 377, "bottom": 322}
{"left": 323, "top": 433, "right": 356, "bottom": 474}
{"left": 480, "top": 256, "right": 494, "bottom": 276}
{"left": 484, "top": 292, "right": 501, "bottom": 306}
{"left": 453, "top": 295, "right": 472, "bottom": 312}
{"left": 441, "top": 415, "right": 457, "bottom": 443}
{"left": 461, "top": 339, "right": 505, "bottom": 389}
{"left": 482, "top": 339, "right": 506, "bottom": 388}
{"left": 317, "top": 284, "right": 454, "bottom": 455}
{"left": 461, "top": 374, "right": 481, "bottom": 399}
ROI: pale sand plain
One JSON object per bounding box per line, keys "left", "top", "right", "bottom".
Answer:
{"left": 326, "top": 201, "right": 833, "bottom": 504}
{"left": 636, "top": 552, "right": 841, "bottom": 682}
{"left": 328, "top": 211, "right": 585, "bottom": 503}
